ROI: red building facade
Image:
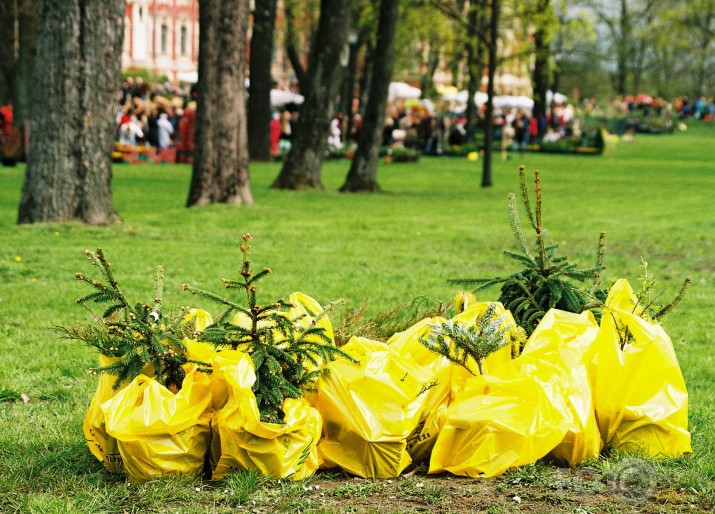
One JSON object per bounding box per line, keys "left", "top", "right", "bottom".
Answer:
{"left": 122, "top": 0, "right": 199, "bottom": 83}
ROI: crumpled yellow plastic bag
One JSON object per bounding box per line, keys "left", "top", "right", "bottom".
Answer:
{"left": 102, "top": 368, "right": 213, "bottom": 483}
{"left": 209, "top": 350, "right": 322, "bottom": 480}
{"left": 589, "top": 279, "right": 691, "bottom": 456}
{"left": 387, "top": 303, "right": 517, "bottom": 462}
{"left": 84, "top": 355, "right": 124, "bottom": 473}
{"left": 314, "top": 337, "right": 435, "bottom": 478}
{"left": 428, "top": 370, "right": 570, "bottom": 477}
{"left": 289, "top": 292, "right": 334, "bottom": 343}
{"left": 516, "top": 309, "right": 602, "bottom": 466}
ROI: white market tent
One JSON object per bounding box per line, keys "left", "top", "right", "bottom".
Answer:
{"left": 270, "top": 89, "right": 304, "bottom": 106}
{"left": 388, "top": 81, "right": 422, "bottom": 100}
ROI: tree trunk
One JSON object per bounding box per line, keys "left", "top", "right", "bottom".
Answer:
{"left": 465, "top": 2, "right": 486, "bottom": 140}
{"left": 284, "top": 2, "right": 309, "bottom": 93}
{"left": 358, "top": 39, "right": 374, "bottom": 118}
{"left": 532, "top": 0, "right": 550, "bottom": 129}
{"left": 340, "top": 0, "right": 399, "bottom": 193}
{"left": 0, "top": 0, "right": 16, "bottom": 104}
{"left": 248, "top": 0, "right": 277, "bottom": 162}
{"left": 614, "top": 0, "right": 629, "bottom": 96}
{"left": 272, "top": 0, "right": 352, "bottom": 190}
{"left": 188, "top": 0, "right": 253, "bottom": 206}
{"left": 14, "top": 0, "right": 39, "bottom": 155}
{"left": 482, "top": 0, "right": 499, "bottom": 188}
{"left": 18, "top": 0, "right": 123, "bottom": 225}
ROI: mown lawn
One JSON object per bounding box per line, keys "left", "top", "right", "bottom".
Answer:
{"left": 0, "top": 123, "right": 713, "bottom": 513}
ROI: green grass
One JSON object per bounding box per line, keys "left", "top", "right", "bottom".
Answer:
{"left": 0, "top": 123, "right": 714, "bottom": 512}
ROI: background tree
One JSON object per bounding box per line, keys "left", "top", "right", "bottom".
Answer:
{"left": 521, "top": 0, "right": 556, "bottom": 130}
{"left": 187, "top": 0, "right": 253, "bottom": 206}
{"left": 340, "top": 0, "right": 400, "bottom": 193}
{"left": 0, "top": 0, "right": 39, "bottom": 153}
{"left": 272, "top": 0, "right": 352, "bottom": 190}
{"left": 247, "top": 0, "right": 278, "bottom": 162}
{"left": 282, "top": 0, "right": 319, "bottom": 93}
{"left": 0, "top": 0, "right": 15, "bottom": 104}
{"left": 481, "top": 0, "right": 500, "bottom": 188}
{"left": 18, "top": 0, "right": 123, "bottom": 224}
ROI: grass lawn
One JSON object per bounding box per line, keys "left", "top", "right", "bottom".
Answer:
{"left": 0, "top": 123, "right": 713, "bottom": 513}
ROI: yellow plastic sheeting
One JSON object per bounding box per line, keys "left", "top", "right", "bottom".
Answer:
{"left": 84, "top": 355, "right": 124, "bottom": 473}
{"left": 314, "top": 337, "right": 435, "bottom": 478}
{"left": 429, "top": 371, "right": 570, "bottom": 478}
{"left": 102, "top": 368, "right": 213, "bottom": 483}
{"left": 289, "top": 292, "right": 334, "bottom": 343}
{"left": 590, "top": 279, "right": 691, "bottom": 456}
{"left": 183, "top": 308, "right": 214, "bottom": 331}
{"left": 516, "top": 309, "right": 602, "bottom": 466}
{"left": 387, "top": 303, "right": 517, "bottom": 463}
{"left": 209, "top": 350, "right": 322, "bottom": 480}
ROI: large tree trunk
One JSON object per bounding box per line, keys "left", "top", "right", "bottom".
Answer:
{"left": 481, "top": 0, "right": 499, "bottom": 188}
{"left": 187, "top": 0, "right": 253, "bottom": 206}
{"left": 272, "top": 0, "right": 352, "bottom": 190}
{"left": 340, "top": 0, "right": 399, "bottom": 193}
{"left": 18, "top": 0, "right": 123, "bottom": 225}
{"left": 247, "top": 0, "right": 277, "bottom": 162}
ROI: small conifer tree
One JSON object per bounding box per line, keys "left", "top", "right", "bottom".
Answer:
{"left": 450, "top": 166, "right": 606, "bottom": 335}
{"left": 611, "top": 259, "right": 691, "bottom": 349}
{"left": 57, "top": 248, "right": 210, "bottom": 391}
{"left": 419, "top": 304, "right": 526, "bottom": 375}
{"left": 183, "top": 233, "right": 354, "bottom": 424}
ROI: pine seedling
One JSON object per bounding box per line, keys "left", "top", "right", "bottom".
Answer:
{"left": 449, "top": 166, "right": 606, "bottom": 336}
{"left": 419, "top": 304, "right": 526, "bottom": 375}
{"left": 57, "top": 248, "right": 211, "bottom": 392}
{"left": 182, "top": 233, "right": 355, "bottom": 424}
{"left": 610, "top": 259, "right": 691, "bottom": 349}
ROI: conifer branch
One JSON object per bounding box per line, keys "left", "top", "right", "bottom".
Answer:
{"left": 184, "top": 234, "right": 355, "bottom": 423}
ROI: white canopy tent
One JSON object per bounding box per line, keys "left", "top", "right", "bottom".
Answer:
{"left": 388, "top": 81, "right": 422, "bottom": 100}
{"left": 270, "top": 89, "right": 304, "bottom": 106}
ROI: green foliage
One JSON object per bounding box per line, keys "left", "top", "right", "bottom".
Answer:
{"left": 183, "top": 234, "right": 354, "bottom": 424}
{"left": 57, "top": 248, "right": 210, "bottom": 391}
{"left": 450, "top": 166, "right": 606, "bottom": 335}
{"left": 419, "top": 303, "right": 525, "bottom": 375}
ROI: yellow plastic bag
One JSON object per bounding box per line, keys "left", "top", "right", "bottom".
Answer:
{"left": 428, "top": 370, "right": 570, "bottom": 478}
{"left": 590, "top": 279, "right": 691, "bottom": 456}
{"left": 83, "top": 355, "right": 124, "bottom": 474}
{"left": 387, "top": 303, "right": 517, "bottom": 462}
{"left": 314, "top": 337, "right": 435, "bottom": 478}
{"left": 516, "top": 309, "right": 602, "bottom": 466}
{"left": 289, "top": 292, "right": 334, "bottom": 343}
{"left": 102, "top": 368, "right": 213, "bottom": 483}
{"left": 209, "top": 350, "right": 322, "bottom": 480}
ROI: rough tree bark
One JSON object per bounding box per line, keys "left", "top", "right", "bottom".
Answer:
{"left": 187, "top": 0, "right": 253, "bottom": 206}
{"left": 247, "top": 0, "right": 277, "bottom": 162}
{"left": 18, "top": 0, "right": 123, "bottom": 224}
{"left": 340, "top": 0, "right": 400, "bottom": 193}
{"left": 272, "top": 0, "right": 352, "bottom": 190}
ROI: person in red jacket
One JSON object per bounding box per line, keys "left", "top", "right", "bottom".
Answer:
{"left": 0, "top": 100, "right": 13, "bottom": 136}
